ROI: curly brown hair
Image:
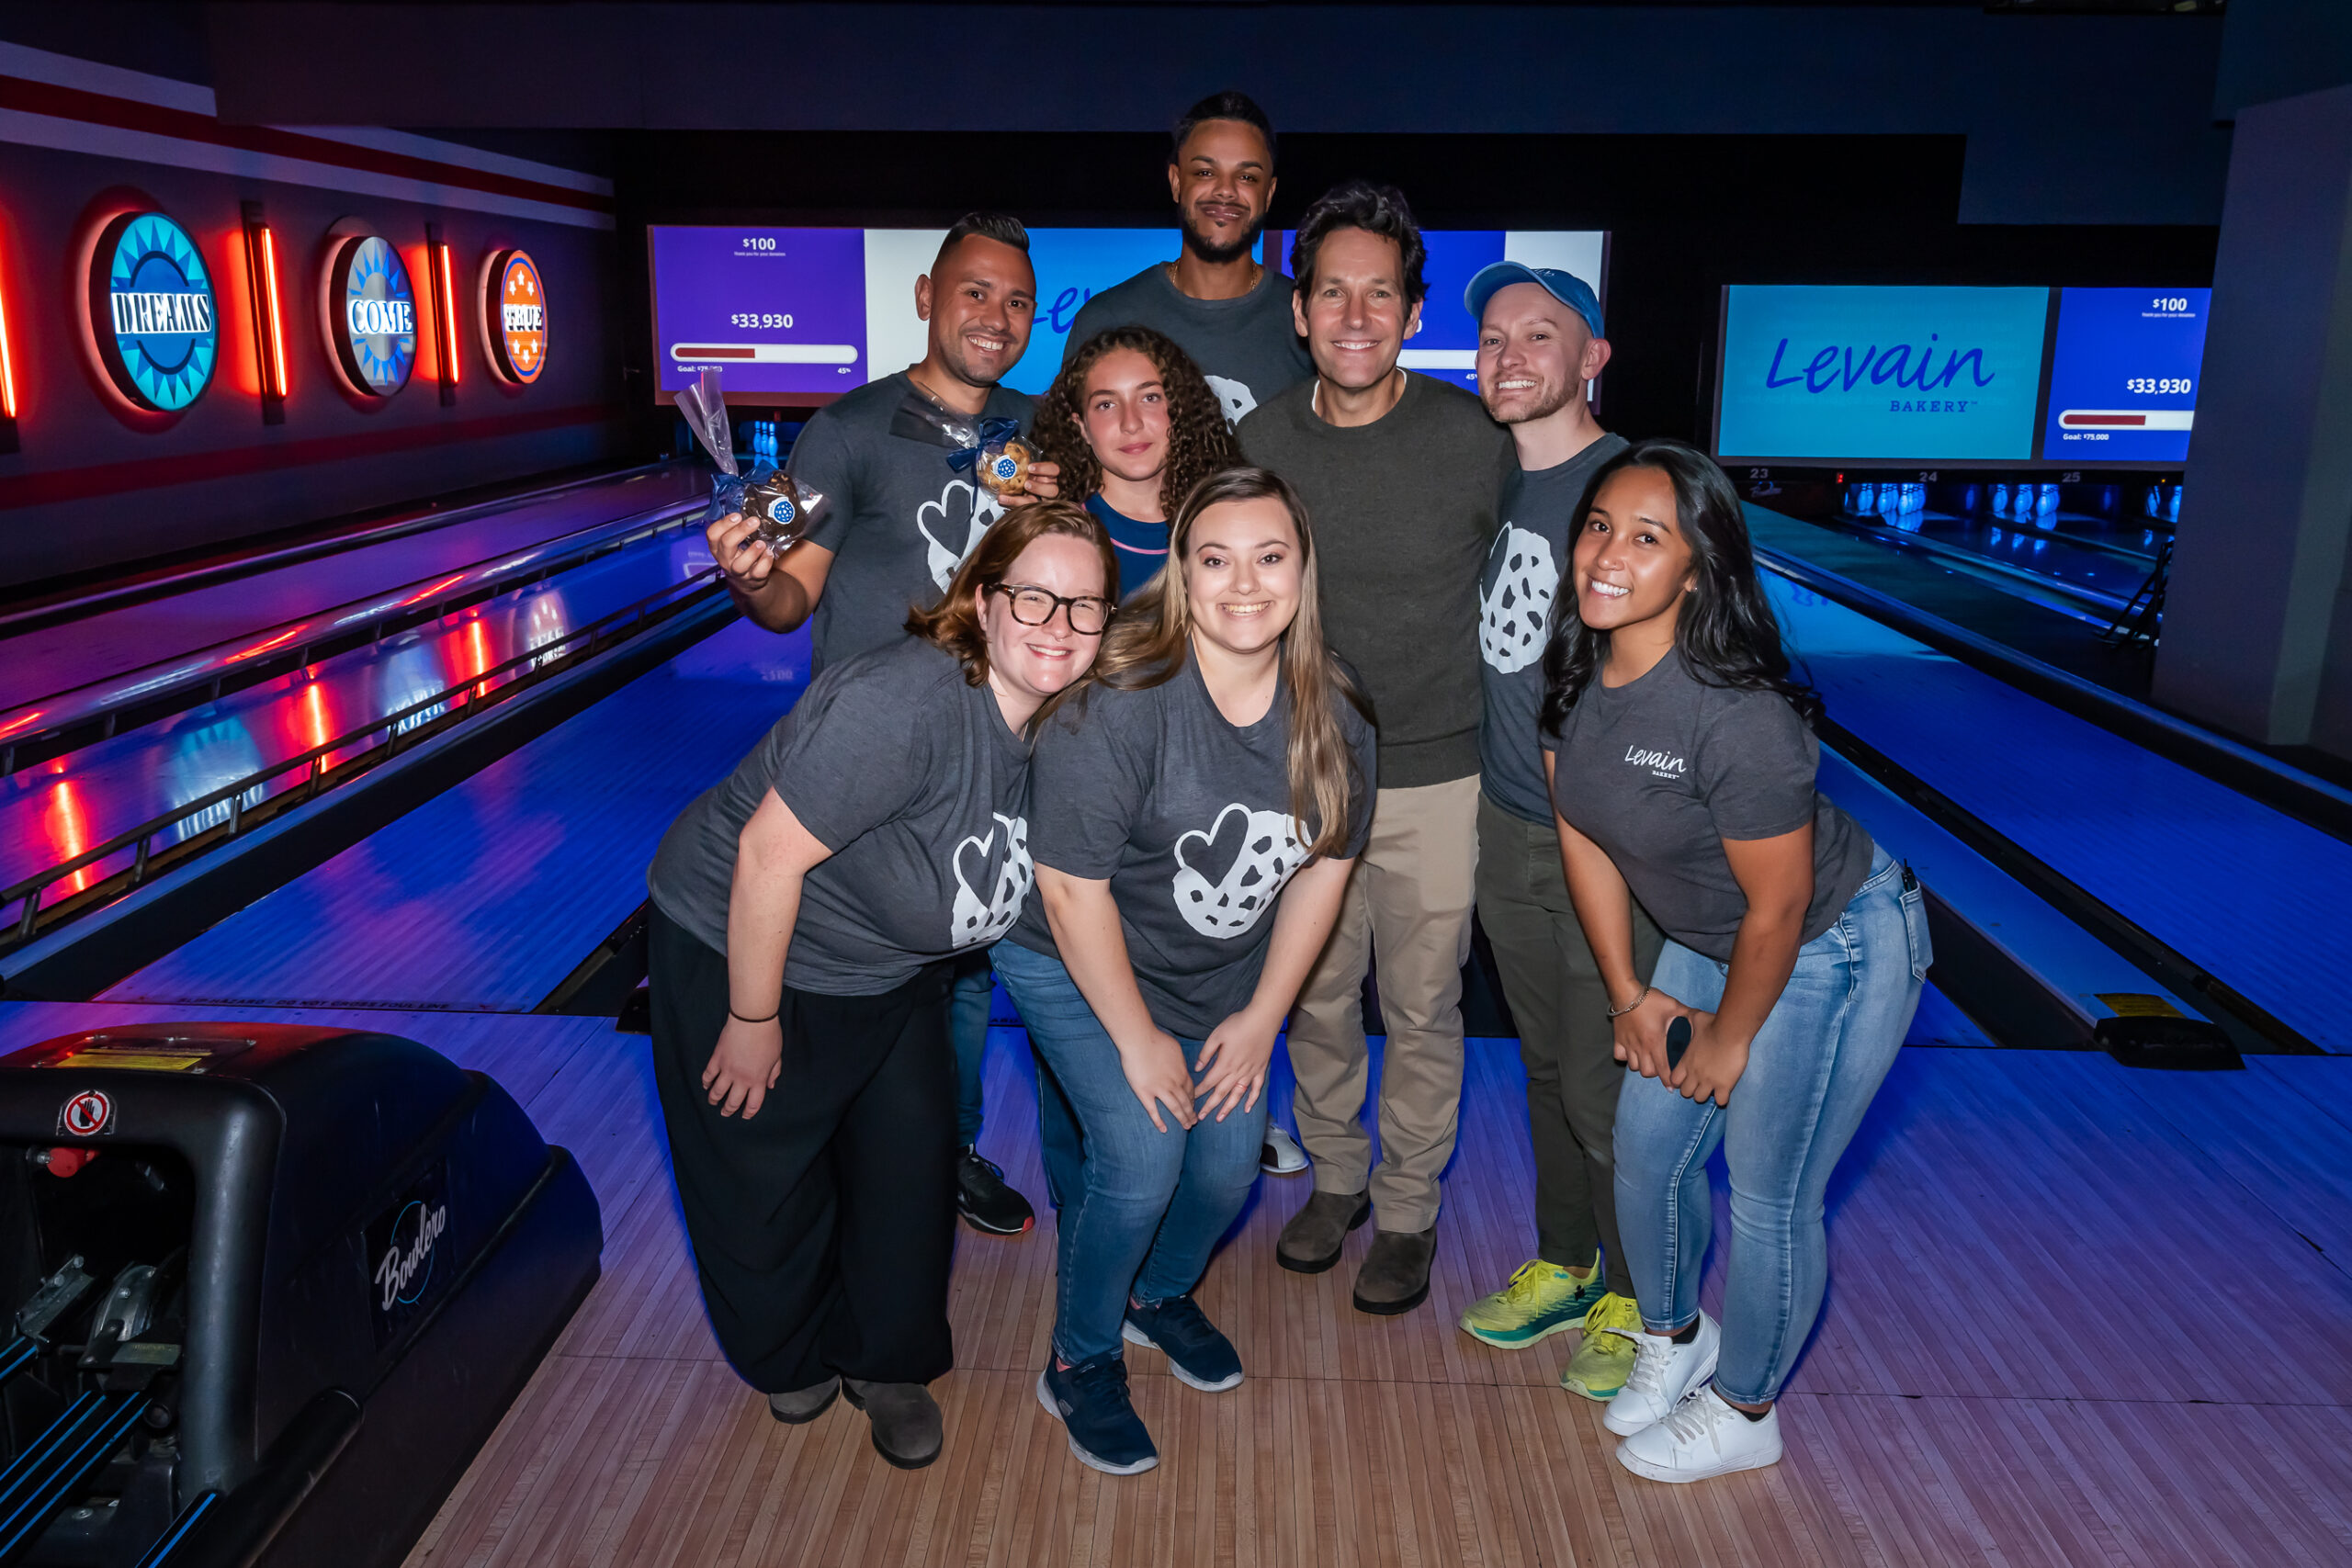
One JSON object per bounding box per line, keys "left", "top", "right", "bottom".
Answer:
{"left": 1030, "top": 325, "right": 1242, "bottom": 519}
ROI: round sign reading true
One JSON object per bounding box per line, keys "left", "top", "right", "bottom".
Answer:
{"left": 327, "top": 232, "right": 417, "bottom": 396}
{"left": 486, "top": 249, "right": 547, "bottom": 385}
{"left": 89, "top": 210, "right": 219, "bottom": 412}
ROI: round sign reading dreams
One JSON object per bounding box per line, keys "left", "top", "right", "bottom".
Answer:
{"left": 486, "top": 249, "right": 547, "bottom": 385}
{"left": 327, "top": 233, "right": 417, "bottom": 396}
{"left": 89, "top": 210, "right": 219, "bottom": 412}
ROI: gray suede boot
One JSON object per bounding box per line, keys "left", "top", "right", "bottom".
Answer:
{"left": 843, "top": 1379, "right": 944, "bottom": 1469}
{"left": 1275, "top": 1188, "right": 1372, "bottom": 1274}
{"left": 1352, "top": 1225, "right": 1438, "bottom": 1315}
{"left": 767, "top": 1376, "right": 841, "bottom": 1424}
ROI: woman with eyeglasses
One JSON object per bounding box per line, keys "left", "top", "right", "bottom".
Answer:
{"left": 1030, "top": 324, "right": 1243, "bottom": 600}
{"left": 996, "top": 467, "right": 1374, "bottom": 1476}
{"left": 643, "top": 502, "right": 1115, "bottom": 1472}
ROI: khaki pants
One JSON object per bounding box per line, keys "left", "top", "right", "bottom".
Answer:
{"left": 1287, "top": 773, "right": 1482, "bottom": 1232}
{"left": 1474, "top": 794, "right": 1662, "bottom": 1297}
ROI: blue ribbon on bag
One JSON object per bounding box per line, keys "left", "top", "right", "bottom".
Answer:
{"left": 944, "top": 417, "right": 1023, "bottom": 475}
{"left": 705, "top": 456, "right": 778, "bottom": 524}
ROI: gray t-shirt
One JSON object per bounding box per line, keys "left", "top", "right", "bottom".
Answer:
{"left": 647, "top": 639, "right": 1035, "bottom": 996}
{"left": 1237, "top": 374, "right": 1514, "bottom": 787}
{"left": 1007, "top": 660, "right": 1377, "bottom": 1038}
{"left": 1479, "top": 433, "right": 1630, "bottom": 825}
{"left": 1064, "top": 263, "right": 1312, "bottom": 427}
{"left": 787, "top": 371, "right": 1035, "bottom": 671}
{"left": 1545, "top": 653, "right": 1873, "bottom": 962}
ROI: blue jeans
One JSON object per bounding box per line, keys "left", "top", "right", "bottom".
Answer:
{"left": 1612, "top": 849, "right": 1928, "bottom": 1405}
{"left": 951, "top": 952, "right": 994, "bottom": 1147}
{"left": 993, "top": 940, "right": 1266, "bottom": 1364}
{"left": 954, "top": 951, "right": 1084, "bottom": 1202}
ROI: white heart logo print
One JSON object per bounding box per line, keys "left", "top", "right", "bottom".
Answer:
{"left": 1204, "top": 374, "right": 1258, "bottom": 429}
{"left": 950, "top": 813, "right": 1032, "bottom": 947}
{"left": 1170, "top": 803, "right": 1306, "bottom": 939}
{"left": 918, "top": 479, "right": 1003, "bottom": 592}
{"left": 1480, "top": 524, "right": 1557, "bottom": 674}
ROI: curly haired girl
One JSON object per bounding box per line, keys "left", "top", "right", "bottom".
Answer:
{"left": 1031, "top": 325, "right": 1243, "bottom": 598}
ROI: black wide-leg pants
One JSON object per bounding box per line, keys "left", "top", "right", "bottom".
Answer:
{"left": 649, "top": 909, "right": 957, "bottom": 1393}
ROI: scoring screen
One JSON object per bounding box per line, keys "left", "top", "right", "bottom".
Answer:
{"left": 2041, "top": 288, "right": 2209, "bottom": 466}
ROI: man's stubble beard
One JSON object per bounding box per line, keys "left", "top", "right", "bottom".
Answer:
{"left": 1181, "top": 209, "right": 1264, "bottom": 268}
{"left": 1495, "top": 380, "right": 1577, "bottom": 426}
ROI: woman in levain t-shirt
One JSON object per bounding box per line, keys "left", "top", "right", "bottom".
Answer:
{"left": 643, "top": 502, "right": 1116, "bottom": 1472}
{"left": 1539, "top": 440, "right": 1928, "bottom": 1483}
{"left": 997, "top": 467, "right": 1375, "bottom": 1477}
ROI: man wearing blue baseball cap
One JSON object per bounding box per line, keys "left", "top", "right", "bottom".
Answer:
{"left": 1452, "top": 263, "right": 1666, "bottom": 1406}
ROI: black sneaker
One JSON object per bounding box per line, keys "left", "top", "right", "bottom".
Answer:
{"left": 1122, "top": 1294, "right": 1244, "bottom": 1392}
{"left": 1036, "top": 1354, "right": 1158, "bottom": 1474}
{"left": 956, "top": 1145, "right": 1035, "bottom": 1235}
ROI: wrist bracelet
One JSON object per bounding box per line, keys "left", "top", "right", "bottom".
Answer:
{"left": 728, "top": 1006, "right": 779, "bottom": 1024}
{"left": 1603, "top": 986, "right": 1650, "bottom": 1019}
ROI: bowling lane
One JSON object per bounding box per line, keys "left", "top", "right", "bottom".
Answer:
{"left": 0, "top": 528, "right": 718, "bottom": 900}
{"left": 0, "top": 464, "right": 707, "bottom": 716}
{"left": 1857, "top": 510, "right": 2159, "bottom": 610}
{"left": 103, "top": 616, "right": 807, "bottom": 1011}
{"left": 1763, "top": 528, "right": 2352, "bottom": 1052}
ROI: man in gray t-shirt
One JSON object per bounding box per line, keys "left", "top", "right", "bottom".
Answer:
{"left": 1061, "top": 91, "right": 1311, "bottom": 427}
{"left": 1454, "top": 264, "right": 1668, "bottom": 1392}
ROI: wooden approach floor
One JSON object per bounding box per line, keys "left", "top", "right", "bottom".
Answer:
{"left": 8, "top": 1001, "right": 2347, "bottom": 1566}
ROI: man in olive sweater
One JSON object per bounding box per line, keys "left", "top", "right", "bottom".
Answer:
{"left": 1237, "top": 180, "right": 1511, "bottom": 1315}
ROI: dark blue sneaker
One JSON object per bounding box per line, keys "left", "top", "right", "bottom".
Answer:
{"left": 1122, "top": 1294, "right": 1244, "bottom": 1392}
{"left": 1035, "top": 1354, "right": 1158, "bottom": 1474}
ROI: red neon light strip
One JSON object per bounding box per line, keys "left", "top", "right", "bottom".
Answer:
{"left": 0, "top": 219, "right": 17, "bottom": 420}
{"left": 437, "top": 244, "right": 460, "bottom": 384}
{"left": 258, "top": 226, "right": 288, "bottom": 397}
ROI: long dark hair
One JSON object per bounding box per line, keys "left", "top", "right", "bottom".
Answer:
{"left": 1030, "top": 325, "right": 1240, "bottom": 517}
{"left": 1538, "top": 439, "right": 1821, "bottom": 736}
{"left": 1039, "top": 467, "right": 1366, "bottom": 857}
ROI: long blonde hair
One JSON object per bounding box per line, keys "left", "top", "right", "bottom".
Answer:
{"left": 1057, "top": 466, "right": 1366, "bottom": 857}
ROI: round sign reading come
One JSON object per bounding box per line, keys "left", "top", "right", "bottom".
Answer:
{"left": 327, "top": 233, "right": 417, "bottom": 396}
{"left": 90, "top": 211, "right": 218, "bottom": 412}
{"left": 487, "top": 249, "right": 547, "bottom": 384}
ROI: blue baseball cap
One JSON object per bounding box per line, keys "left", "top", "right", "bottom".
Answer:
{"left": 1464, "top": 263, "right": 1605, "bottom": 340}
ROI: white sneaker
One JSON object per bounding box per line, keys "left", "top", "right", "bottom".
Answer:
{"left": 1260, "top": 1124, "right": 1307, "bottom": 1175}
{"left": 1614, "top": 1386, "right": 1783, "bottom": 1483}
{"left": 1600, "top": 1311, "right": 1720, "bottom": 1436}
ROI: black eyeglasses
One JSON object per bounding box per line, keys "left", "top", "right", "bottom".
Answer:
{"left": 989, "top": 582, "right": 1114, "bottom": 636}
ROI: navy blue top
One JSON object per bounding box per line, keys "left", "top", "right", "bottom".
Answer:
{"left": 1086, "top": 492, "right": 1170, "bottom": 601}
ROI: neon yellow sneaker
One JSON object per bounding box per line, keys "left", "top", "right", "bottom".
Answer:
{"left": 1456, "top": 1255, "right": 1608, "bottom": 1349}
{"left": 1561, "top": 1291, "right": 1644, "bottom": 1402}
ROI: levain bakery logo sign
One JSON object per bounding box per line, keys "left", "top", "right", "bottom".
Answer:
{"left": 486, "top": 248, "right": 547, "bottom": 385}
{"left": 90, "top": 210, "right": 219, "bottom": 412}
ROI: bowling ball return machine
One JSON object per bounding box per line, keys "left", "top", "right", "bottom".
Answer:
{"left": 0, "top": 1022, "right": 601, "bottom": 1567}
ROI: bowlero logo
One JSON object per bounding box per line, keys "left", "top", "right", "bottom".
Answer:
{"left": 485, "top": 249, "right": 547, "bottom": 385}
{"left": 364, "top": 1160, "right": 450, "bottom": 1348}
{"left": 89, "top": 211, "right": 218, "bottom": 412}
{"left": 326, "top": 231, "right": 417, "bottom": 396}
